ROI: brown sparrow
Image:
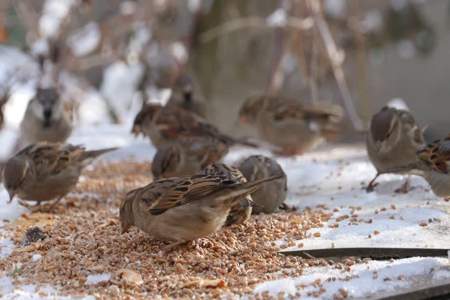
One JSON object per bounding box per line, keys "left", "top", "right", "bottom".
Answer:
{"left": 19, "top": 87, "right": 72, "bottom": 146}
{"left": 239, "top": 95, "right": 343, "bottom": 155}
{"left": 166, "top": 74, "right": 207, "bottom": 118}
{"left": 3, "top": 142, "right": 117, "bottom": 209}
{"left": 120, "top": 168, "right": 281, "bottom": 249}
{"left": 366, "top": 106, "right": 425, "bottom": 192}
{"left": 237, "top": 155, "right": 287, "bottom": 214}
{"left": 132, "top": 103, "right": 255, "bottom": 148}
{"left": 415, "top": 135, "right": 450, "bottom": 199}
{"left": 151, "top": 136, "right": 229, "bottom": 179}
{"left": 200, "top": 163, "right": 252, "bottom": 226}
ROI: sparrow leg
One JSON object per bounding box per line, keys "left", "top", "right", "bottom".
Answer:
{"left": 279, "top": 203, "right": 297, "bottom": 212}
{"left": 395, "top": 176, "right": 412, "bottom": 194}
{"left": 162, "top": 240, "right": 188, "bottom": 252}
{"left": 47, "top": 197, "right": 64, "bottom": 211}
{"left": 366, "top": 173, "right": 380, "bottom": 193}
{"left": 18, "top": 200, "right": 35, "bottom": 209}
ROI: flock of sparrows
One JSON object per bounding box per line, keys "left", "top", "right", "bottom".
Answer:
{"left": 1, "top": 75, "right": 449, "bottom": 249}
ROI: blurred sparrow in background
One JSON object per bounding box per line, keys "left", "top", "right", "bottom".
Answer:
{"left": 19, "top": 87, "right": 72, "bottom": 147}
{"left": 239, "top": 95, "right": 343, "bottom": 155}
{"left": 132, "top": 102, "right": 255, "bottom": 148}
{"left": 166, "top": 74, "right": 207, "bottom": 118}
{"left": 152, "top": 136, "right": 229, "bottom": 179}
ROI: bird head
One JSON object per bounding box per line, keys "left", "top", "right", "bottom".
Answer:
{"left": 131, "top": 103, "right": 162, "bottom": 136}
{"left": 119, "top": 193, "right": 135, "bottom": 233}
{"left": 370, "top": 106, "right": 403, "bottom": 153}
{"left": 3, "top": 156, "right": 30, "bottom": 203}
{"left": 30, "top": 87, "right": 63, "bottom": 127}
{"left": 238, "top": 95, "right": 265, "bottom": 124}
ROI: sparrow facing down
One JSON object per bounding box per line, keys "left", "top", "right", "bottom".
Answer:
{"left": 120, "top": 167, "right": 281, "bottom": 249}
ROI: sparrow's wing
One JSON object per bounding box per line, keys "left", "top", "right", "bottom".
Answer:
{"left": 418, "top": 136, "right": 450, "bottom": 174}
{"left": 136, "top": 175, "right": 241, "bottom": 215}
{"left": 22, "top": 143, "right": 85, "bottom": 176}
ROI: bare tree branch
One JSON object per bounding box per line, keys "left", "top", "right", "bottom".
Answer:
{"left": 200, "top": 16, "right": 314, "bottom": 43}
{"left": 308, "top": 0, "right": 364, "bottom": 131}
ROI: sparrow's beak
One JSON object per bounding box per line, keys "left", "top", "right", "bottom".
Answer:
{"left": 7, "top": 191, "right": 15, "bottom": 204}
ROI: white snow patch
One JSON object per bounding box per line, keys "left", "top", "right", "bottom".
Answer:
{"left": 68, "top": 22, "right": 101, "bottom": 57}
{"left": 32, "top": 254, "right": 42, "bottom": 262}
{"left": 267, "top": 8, "right": 288, "bottom": 27}
{"left": 170, "top": 42, "right": 188, "bottom": 64}
{"left": 86, "top": 273, "right": 111, "bottom": 285}
{"left": 101, "top": 61, "right": 143, "bottom": 123}
{"left": 388, "top": 98, "right": 409, "bottom": 110}
{"left": 0, "top": 239, "right": 14, "bottom": 259}
{"left": 254, "top": 257, "right": 450, "bottom": 299}
{"left": 40, "top": 0, "right": 75, "bottom": 38}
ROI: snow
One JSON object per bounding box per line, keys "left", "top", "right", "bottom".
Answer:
{"left": 170, "top": 42, "right": 188, "bottom": 65}
{"left": 40, "top": 0, "right": 75, "bottom": 38}
{"left": 100, "top": 61, "right": 143, "bottom": 123}
{"left": 266, "top": 8, "right": 288, "bottom": 27}
{"left": 31, "top": 254, "right": 42, "bottom": 262}
{"left": 67, "top": 22, "right": 101, "bottom": 57}
{"left": 85, "top": 273, "right": 111, "bottom": 285}
{"left": 388, "top": 98, "right": 409, "bottom": 110}
{"left": 254, "top": 257, "right": 450, "bottom": 299}
{"left": 0, "top": 239, "right": 15, "bottom": 259}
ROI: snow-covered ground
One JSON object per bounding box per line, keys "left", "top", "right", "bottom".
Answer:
{"left": 0, "top": 123, "right": 449, "bottom": 299}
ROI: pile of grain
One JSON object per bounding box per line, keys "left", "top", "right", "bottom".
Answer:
{"left": 0, "top": 161, "right": 343, "bottom": 298}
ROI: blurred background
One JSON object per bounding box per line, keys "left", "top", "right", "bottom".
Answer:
{"left": 0, "top": 0, "right": 447, "bottom": 145}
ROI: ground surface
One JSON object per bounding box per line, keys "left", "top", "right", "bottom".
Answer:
{"left": 0, "top": 125, "right": 449, "bottom": 299}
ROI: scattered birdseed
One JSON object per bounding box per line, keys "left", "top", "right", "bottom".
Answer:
{"left": 0, "top": 161, "right": 332, "bottom": 298}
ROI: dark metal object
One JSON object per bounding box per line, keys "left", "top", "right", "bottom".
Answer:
{"left": 378, "top": 282, "right": 450, "bottom": 300}
{"left": 279, "top": 247, "right": 449, "bottom": 260}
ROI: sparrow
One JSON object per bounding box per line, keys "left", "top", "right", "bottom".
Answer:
{"left": 239, "top": 95, "right": 344, "bottom": 155}
{"left": 120, "top": 168, "right": 281, "bottom": 249}
{"left": 415, "top": 135, "right": 450, "bottom": 199}
{"left": 132, "top": 102, "right": 255, "bottom": 148}
{"left": 3, "top": 142, "right": 117, "bottom": 209}
{"left": 151, "top": 136, "right": 229, "bottom": 179}
{"left": 19, "top": 87, "right": 72, "bottom": 147}
{"left": 166, "top": 74, "right": 207, "bottom": 118}
{"left": 366, "top": 106, "right": 425, "bottom": 192}
{"left": 237, "top": 155, "right": 287, "bottom": 214}
{"left": 200, "top": 163, "right": 253, "bottom": 226}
